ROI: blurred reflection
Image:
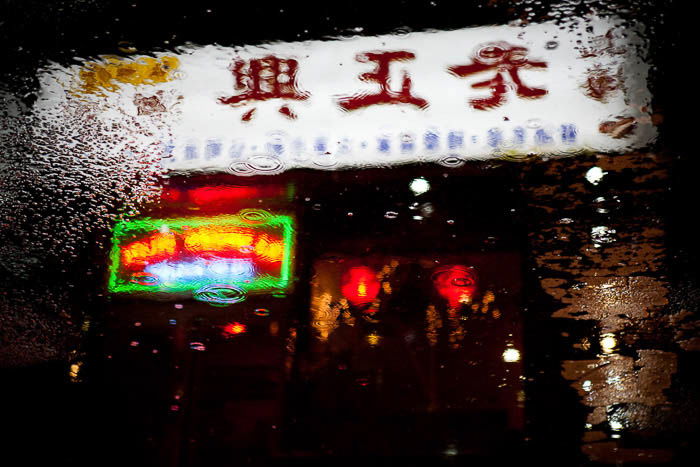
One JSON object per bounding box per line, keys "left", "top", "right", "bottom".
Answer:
{"left": 409, "top": 177, "right": 430, "bottom": 195}
{"left": 502, "top": 348, "right": 521, "bottom": 363}
{"left": 432, "top": 265, "right": 478, "bottom": 308}
{"left": 77, "top": 56, "right": 180, "bottom": 95}
{"left": 300, "top": 252, "right": 524, "bottom": 456}
{"left": 221, "top": 322, "right": 247, "bottom": 337}
{"left": 162, "top": 184, "right": 292, "bottom": 209}
{"left": 527, "top": 153, "right": 684, "bottom": 463}
{"left": 340, "top": 266, "right": 381, "bottom": 307}
{"left": 108, "top": 209, "right": 294, "bottom": 302}
{"left": 310, "top": 256, "right": 513, "bottom": 349}
{"left": 599, "top": 333, "right": 617, "bottom": 354}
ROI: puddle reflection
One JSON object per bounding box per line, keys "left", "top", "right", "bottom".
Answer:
{"left": 302, "top": 253, "right": 524, "bottom": 455}
{"left": 8, "top": 156, "right": 697, "bottom": 465}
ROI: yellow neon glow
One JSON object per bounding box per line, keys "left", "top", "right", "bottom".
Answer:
{"left": 121, "top": 232, "right": 176, "bottom": 267}
{"left": 254, "top": 234, "right": 284, "bottom": 262}
{"left": 184, "top": 225, "right": 256, "bottom": 253}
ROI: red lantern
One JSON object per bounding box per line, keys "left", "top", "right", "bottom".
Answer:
{"left": 341, "top": 266, "right": 381, "bottom": 306}
{"left": 432, "top": 265, "right": 478, "bottom": 307}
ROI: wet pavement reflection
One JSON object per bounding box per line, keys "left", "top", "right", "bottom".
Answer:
{"left": 521, "top": 153, "right": 699, "bottom": 465}
{"left": 4, "top": 150, "right": 698, "bottom": 466}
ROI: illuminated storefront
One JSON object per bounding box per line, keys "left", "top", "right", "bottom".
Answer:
{"left": 6, "top": 2, "right": 690, "bottom": 464}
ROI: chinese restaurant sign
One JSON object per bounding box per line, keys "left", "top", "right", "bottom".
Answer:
{"left": 108, "top": 211, "right": 294, "bottom": 302}
{"left": 36, "top": 16, "right": 655, "bottom": 174}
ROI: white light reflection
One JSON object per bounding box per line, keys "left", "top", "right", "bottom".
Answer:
{"left": 600, "top": 333, "right": 617, "bottom": 354}
{"left": 409, "top": 177, "right": 430, "bottom": 195}
{"left": 503, "top": 348, "right": 521, "bottom": 363}
{"left": 585, "top": 166, "right": 607, "bottom": 185}
{"left": 145, "top": 258, "right": 255, "bottom": 283}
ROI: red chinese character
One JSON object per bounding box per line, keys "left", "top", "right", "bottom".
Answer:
{"left": 218, "top": 56, "right": 309, "bottom": 120}
{"left": 338, "top": 51, "right": 428, "bottom": 111}
{"left": 448, "top": 42, "right": 547, "bottom": 110}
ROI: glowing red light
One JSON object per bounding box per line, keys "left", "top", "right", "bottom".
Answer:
{"left": 163, "top": 185, "right": 289, "bottom": 207}
{"left": 222, "top": 322, "right": 247, "bottom": 336}
{"left": 341, "top": 266, "right": 381, "bottom": 306}
{"left": 161, "top": 187, "right": 182, "bottom": 202}
{"left": 432, "top": 265, "right": 478, "bottom": 307}
{"left": 189, "top": 186, "right": 259, "bottom": 205}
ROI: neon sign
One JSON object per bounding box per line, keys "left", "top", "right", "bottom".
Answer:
{"left": 108, "top": 210, "right": 294, "bottom": 298}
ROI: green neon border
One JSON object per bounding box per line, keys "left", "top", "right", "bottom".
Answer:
{"left": 107, "top": 212, "right": 295, "bottom": 296}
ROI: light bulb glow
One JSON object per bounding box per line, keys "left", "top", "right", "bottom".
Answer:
{"left": 503, "top": 348, "right": 521, "bottom": 363}
{"left": 600, "top": 333, "right": 617, "bottom": 353}
{"left": 409, "top": 177, "right": 430, "bottom": 195}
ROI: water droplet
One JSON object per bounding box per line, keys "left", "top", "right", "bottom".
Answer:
{"left": 356, "top": 377, "right": 370, "bottom": 387}
{"left": 247, "top": 155, "right": 286, "bottom": 174}
{"left": 193, "top": 284, "right": 247, "bottom": 306}
{"left": 526, "top": 118, "right": 543, "bottom": 129}
{"left": 130, "top": 272, "right": 160, "bottom": 286}
{"left": 254, "top": 308, "right": 270, "bottom": 317}
{"left": 189, "top": 341, "right": 207, "bottom": 351}
{"left": 438, "top": 156, "right": 466, "bottom": 168}
{"left": 238, "top": 208, "right": 272, "bottom": 224}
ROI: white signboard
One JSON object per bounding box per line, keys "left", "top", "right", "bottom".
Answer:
{"left": 36, "top": 16, "right": 655, "bottom": 174}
